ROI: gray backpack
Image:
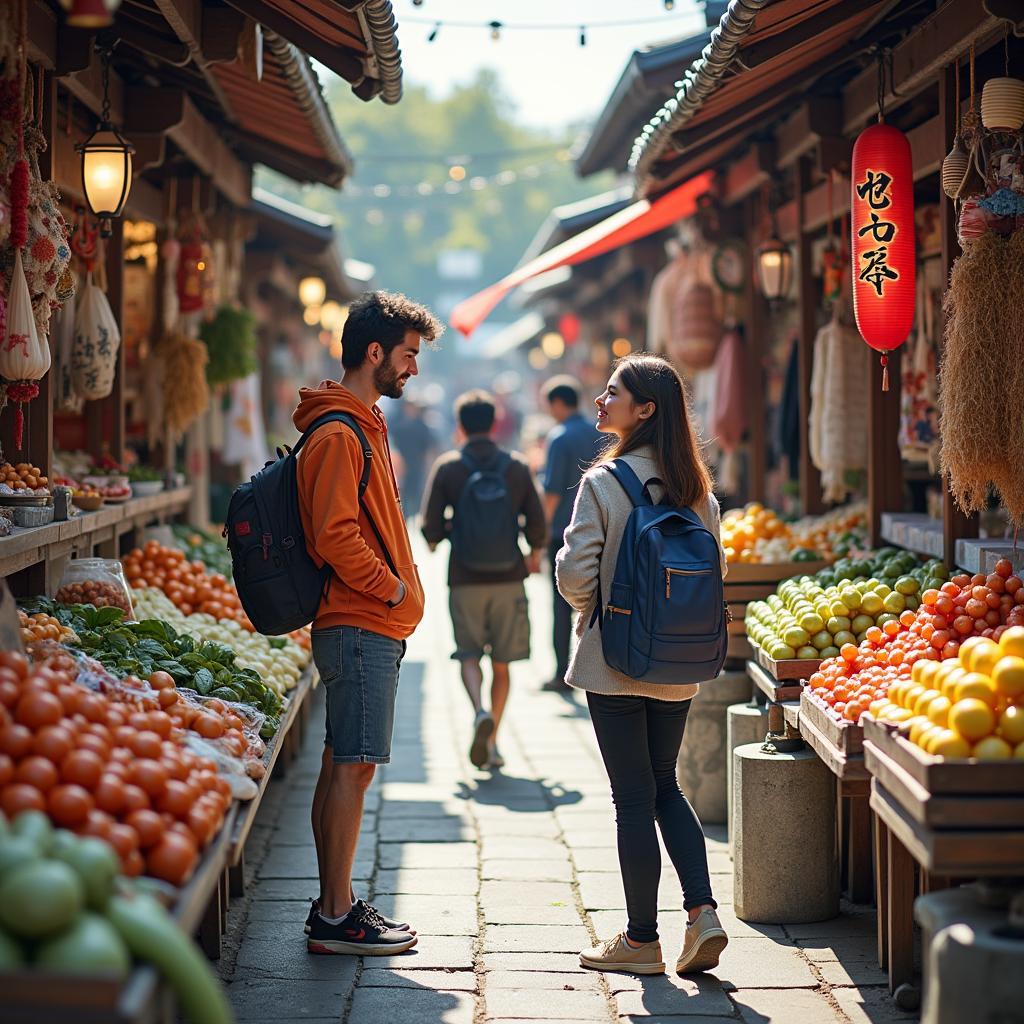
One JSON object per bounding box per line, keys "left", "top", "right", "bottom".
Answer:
{"left": 450, "top": 449, "right": 521, "bottom": 573}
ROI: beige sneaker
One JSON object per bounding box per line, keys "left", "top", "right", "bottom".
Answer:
{"left": 676, "top": 908, "right": 728, "bottom": 975}
{"left": 580, "top": 933, "right": 665, "bottom": 975}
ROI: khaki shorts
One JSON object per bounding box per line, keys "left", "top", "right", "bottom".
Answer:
{"left": 450, "top": 582, "right": 531, "bottom": 664}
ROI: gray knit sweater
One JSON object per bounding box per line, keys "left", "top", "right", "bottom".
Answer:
{"left": 555, "top": 446, "right": 726, "bottom": 701}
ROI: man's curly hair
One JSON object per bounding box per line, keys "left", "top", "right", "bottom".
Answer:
{"left": 340, "top": 290, "right": 444, "bottom": 370}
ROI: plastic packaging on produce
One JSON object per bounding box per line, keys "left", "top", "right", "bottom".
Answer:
{"left": 182, "top": 735, "right": 258, "bottom": 801}
{"left": 56, "top": 558, "right": 135, "bottom": 619}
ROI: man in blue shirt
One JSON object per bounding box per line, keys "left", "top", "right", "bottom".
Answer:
{"left": 541, "top": 376, "right": 604, "bottom": 692}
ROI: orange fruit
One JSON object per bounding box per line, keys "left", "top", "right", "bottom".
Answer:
{"left": 992, "top": 656, "right": 1024, "bottom": 700}
{"left": 927, "top": 695, "right": 952, "bottom": 728}
{"left": 998, "top": 704, "right": 1024, "bottom": 745}
{"left": 913, "top": 688, "right": 943, "bottom": 717}
{"left": 954, "top": 673, "right": 999, "bottom": 708}
{"left": 998, "top": 625, "right": 1024, "bottom": 659}
{"left": 949, "top": 698, "right": 996, "bottom": 742}
{"left": 928, "top": 729, "right": 972, "bottom": 758}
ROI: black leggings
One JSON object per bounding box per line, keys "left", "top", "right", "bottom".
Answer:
{"left": 587, "top": 691, "right": 716, "bottom": 944}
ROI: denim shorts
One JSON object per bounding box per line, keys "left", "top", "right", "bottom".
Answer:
{"left": 311, "top": 626, "right": 405, "bottom": 764}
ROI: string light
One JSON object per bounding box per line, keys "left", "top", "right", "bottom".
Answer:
{"left": 427, "top": 22, "right": 439, "bottom": 41}
{"left": 579, "top": 26, "right": 586, "bottom": 47}
{"left": 448, "top": 164, "right": 466, "bottom": 181}
{"left": 490, "top": 20, "right": 501, "bottom": 41}
{"left": 664, "top": 0, "right": 675, "bottom": 9}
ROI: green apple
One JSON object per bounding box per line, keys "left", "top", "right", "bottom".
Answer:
{"left": 860, "top": 593, "right": 884, "bottom": 616}
{"left": 851, "top": 614, "right": 874, "bottom": 634}
{"left": 826, "top": 616, "right": 852, "bottom": 634}
{"left": 882, "top": 591, "right": 906, "bottom": 614}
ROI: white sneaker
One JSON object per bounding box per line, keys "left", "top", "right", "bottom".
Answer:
{"left": 676, "top": 908, "right": 728, "bottom": 975}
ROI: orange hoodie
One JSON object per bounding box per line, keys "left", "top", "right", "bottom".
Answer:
{"left": 293, "top": 381, "right": 425, "bottom": 640}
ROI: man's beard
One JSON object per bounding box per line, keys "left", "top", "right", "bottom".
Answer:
{"left": 374, "top": 361, "right": 409, "bottom": 399}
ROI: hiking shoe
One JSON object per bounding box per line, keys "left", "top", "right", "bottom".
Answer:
{"left": 487, "top": 745, "right": 505, "bottom": 770}
{"left": 676, "top": 908, "right": 728, "bottom": 975}
{"left": 580, "top": 933, "right": 665, "bottom": 975}
{"left": 469, "top": 709, "right": 495, "bottom": 768}
{"left": 307, "top": 903, "right": 417, "bottom": 956}
{"left": 306, "top": 897, "right": 413, "bottom": 935}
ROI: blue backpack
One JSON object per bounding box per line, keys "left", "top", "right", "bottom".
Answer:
{"left": 225, "top": 412, "right": 396, "bottom": 636}
{"left": 590, "top": 460, "right": 727, "bottom": 684}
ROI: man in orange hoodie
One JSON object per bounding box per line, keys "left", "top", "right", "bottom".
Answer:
{"left": 294, "top": 291, "right": 442, "bottom": 956}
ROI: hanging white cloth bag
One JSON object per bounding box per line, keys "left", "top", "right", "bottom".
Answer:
{"left": 72, "top": 272, "right": 121, "bottom": 400}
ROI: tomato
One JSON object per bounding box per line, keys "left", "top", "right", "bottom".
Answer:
{"left": 14, "top": 755, "right": 59, "bottom": 792}
{"left": 107, "top": 822, "right": 139, "bottom": 859}
{"left": 48, "top": 783, "right": 94, "bottom": 828}
{"left": 193, "top": 713, "right": 225, "bottom": 740}
{"left": 0, "top": 680, "right": 20, "bottom": 710}
{"left": 126, "top": 808, "right": 165, "bottom": 848}
{"left": 0, "top": 753, "right": 12, "bottom": 788}
{"left": 75, "top": 732, "right": 111, "bottom": 760}
{"left": 146, "top": 831, "right": 198, "bottom": 887}
{"left": 0, "top": 652, "right": 29, "bottom": 676}
{"left": 148, "top": 671, "right": 176, "bottom": 691}
{"left": 122, "top": 783, "right": 150, "bottom": 813}
{"left": 0, "top": 782, "right": 46, "bottom": 816}
{"left": 131, "top": 759, "right": 168, "bottom": 799}
{"left": 122, "top": 849, "right": 145, "bottom": 877}
{"left": 14, "top": 690, "right": 62, "bottom": 731}
{"left": 60, "top": 748, "right": 104, "bottom": 789}
{"left": 156, "top": 779, "right": 194, "bottom": 819}
{"left": 0, "top": 722, "right": 33, "bottom": 760}
{"left": 30, "top": 724, "right": 73, "bottom": 763}
{"left": 77, "top": 693, "right": 108, "bottom": 724}
{"left": 80, "top": 808, "right": 115, "bottom": 841}
{"left": 94, "top": 774, "right": 127, "bottom": 815}
{"left": 129, "top": 730, "right": 163, "bottom": 760}
{"left": 147, "top": 712, "right": 172, "bottom": 739}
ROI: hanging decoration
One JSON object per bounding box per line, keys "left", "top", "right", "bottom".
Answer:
{"left": 175, "top": 210, "right": 208, "bottom": 317}
{"left": 941, "top": 59, "right": 968, "bottom": 198}
{"left": 558, "top": 312, "right": 580, "bottom": 346}
{"left": 821, "top": 170, "right": 844, "bottom": 302}
{"left": 755, "top": 185, "right": 792, "bottom": 302}
{"left": 72, "top": 272, "right": 121, "bottom": 400}
{"left": 52, "top": 287, "right": 82, "bottom": 414}
{"left": 850, "top": 54, "right": 915, "bottom": 390}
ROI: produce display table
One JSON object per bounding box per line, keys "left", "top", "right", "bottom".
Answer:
{"left": 746, "top": 657, "right": 805, "bottom": 707}
{"left": 0, "top": 489, "right": 192, "bottom": 591}
{"left": 229, "top": 663, "right": 319, "bottom": 893}
{"left": 863, "top": 715, "right": 1024, "bottom": 995}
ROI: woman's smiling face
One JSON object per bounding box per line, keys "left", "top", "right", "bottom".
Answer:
{"left": 595, "top": 368, "right": 654, "bottom": 437}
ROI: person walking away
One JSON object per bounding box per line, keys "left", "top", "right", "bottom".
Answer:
{"left": 541, "top": 376, "right": 603, "bottom": 692}
{"left": 294, "top": 291, "right": 443, "bottom": 956}
{"left": 555, "top": 353, "right": 729, "bottom": 976}
{"left": 421, "top": 389, "right": 547, "bottom": 769}
{"left": 390, "top": 400, "right": 437, "bottom": 523}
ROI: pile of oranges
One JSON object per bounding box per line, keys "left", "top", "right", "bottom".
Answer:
{"left": 18, "top": 611, "right": 76, "bottom": 647}
{"left": 0, "top": 650, "right": 233, "bottom": 884}
{"left": 122, "top": 541, "right": 253, "bottom": 631}
{"left": 807, "top": 561, "right": 1023, "bottom": 726}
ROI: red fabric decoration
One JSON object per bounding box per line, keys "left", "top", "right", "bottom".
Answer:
{"left": 176, "top": 241, "right": 205, "bottom": 314}
{"left": 851, "top": 124, "right": 916, "bottom": 363}
{"left": 9, "top": 158, "right": 29, "bottom": 250}
{"left": 558, "top": 313, "right": 581, "bottom": 346}
{"left": 6, "top": 381, "right": 40, "bottom": 450}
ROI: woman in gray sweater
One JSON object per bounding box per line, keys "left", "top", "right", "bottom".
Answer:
{"left": 556, "top": 353, "right": 728, "bottom": 977}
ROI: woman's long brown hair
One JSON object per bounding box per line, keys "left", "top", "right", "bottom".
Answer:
{"left": 598, "top": 353, "right": 714, "bottom": 509}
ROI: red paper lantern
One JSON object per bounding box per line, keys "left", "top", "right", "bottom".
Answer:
{"left": 850, "top": 123, "right": 915, "bottom": 389}
{"left": 558, "top": 313, "right": 580, "bottom": 346}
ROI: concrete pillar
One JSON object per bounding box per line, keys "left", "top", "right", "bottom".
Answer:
{"left": 732, "top": 743, "right": 839, "bottom": 923}
{"left": 727, "top": 702, "right": 770, "bottom": 852}
{"left": 677, "top": 670, "right": 753, "bottom": 825}
{"left": 916, "top": 887, "right": 1023, "bottom": 1024}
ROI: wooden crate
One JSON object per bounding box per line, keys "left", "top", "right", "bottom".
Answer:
{"left": 724, "top": 560, "right": 831, "bottom": 584}
{"left": 799, "top": 690, "right": 868, "bottom": 781}
{"left": 0, "top": 968, "right": 162, "bottom": 1024}
{"left": 755, "top": 643, "right": 822, "bottom": 681}
{"left": 747, "top": 657, "right": 804, "bottom": 703}
{"left": 863, "top": 715, "right": 1024, "bottom": 828}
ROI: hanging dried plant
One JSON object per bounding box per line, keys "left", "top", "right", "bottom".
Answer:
{"left": 161, "top": 332, "right": 210, "bottom": 438}
{"left": 939, "top": 230, "right": 1024, "bottom": 526}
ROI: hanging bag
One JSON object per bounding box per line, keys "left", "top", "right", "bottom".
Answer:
{"left": 72, "top": 272, "right": 121, "bottom": 401}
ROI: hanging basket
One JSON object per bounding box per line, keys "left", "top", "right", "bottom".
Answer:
{"left": 941, "top": 139, "right": 969, "bottom": 198}
{"left": 981, "top": 77, "right": 1024, "bottom": 131}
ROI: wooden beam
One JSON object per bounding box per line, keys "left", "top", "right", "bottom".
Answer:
{"left": 65, "top": 56, "right": 126, "bottom": 124}
{"left": 867, "top": 346, "right": 903, "bottom": 547}
{"left": 938, "top": 63, "right": 977, "bottom": 565}
{"left": 744, "top": 195, "right": 767, "bottom": 503}
{"left": 774, "top": 96, "right": 843, "bottom": 169}
{"left": 201, "top": 5, "right": 248, "bottom": 64}
{"left": 842, "top": 0, "right": 1001, "bottom": 132}
{"left": 26, "top": 0, "right": 57, "bottom": 69}
{"left": 796, "top": 158, "right": 824, "bottom": 515}
{"left": 56, "top": 26, "right": 95, "bottom": 76}
{"left": 720, "top": 140, "right": 774, "bottom": 206}
{"left": 738, "top": 0, "right": 880, "bottom": 69}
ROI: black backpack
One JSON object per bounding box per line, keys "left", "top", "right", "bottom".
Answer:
{"left": 449, "top": 448, "right": 522, "bottom": 573}
{"left": 224, "top": 412, "right": 396, "bottom": 636}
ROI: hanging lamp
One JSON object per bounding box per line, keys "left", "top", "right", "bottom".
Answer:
{"left": 755, "top": 188, "right": 792, "bottom": 302}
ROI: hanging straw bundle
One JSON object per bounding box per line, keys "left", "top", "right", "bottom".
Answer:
{"left": 161, "top": 332, "right": 210, "bottom": 438}
{"left": 938, "top": 229, "right": 1024, "bottom": 526}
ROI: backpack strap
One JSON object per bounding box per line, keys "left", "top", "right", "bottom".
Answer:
{"left": 603, "top": 459, "right": 651, "bottom": 508}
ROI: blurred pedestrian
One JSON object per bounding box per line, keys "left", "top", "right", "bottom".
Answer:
{"left": 556, "top": 354, "right": 729, "bottom": 977}
{"left": 422, "top": 389, "right": 547, "bottom": 769}
{"left": 541, "top": 376, "right": 603, "bottom": 692}
{"left": 390, "top": 400, "right": 437, "bottom": 523}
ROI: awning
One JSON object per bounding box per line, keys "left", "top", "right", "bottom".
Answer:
{"left": 451, "top": 170, "right": 713, "bottom": 337}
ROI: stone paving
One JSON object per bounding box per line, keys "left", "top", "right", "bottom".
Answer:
{"left": 218, "top": 542, "right": 917, "bottom": 1024}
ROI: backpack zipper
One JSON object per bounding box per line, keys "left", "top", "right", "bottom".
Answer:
{"left": 665, "top": 567, "right": 711, "bottom": 598}
{"left": 606, "top": 605, "right": 631, "bottom": 616}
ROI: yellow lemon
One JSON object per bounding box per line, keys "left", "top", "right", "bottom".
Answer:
{"left": 1014, "top": 741, "right": 1024, "bottom": 760}
{"left": 948, "top": 698, "right": 996, "bottom": 742}
{"left": 916, "top": 725, "right": 945, "bottom": 752}
{"left": 998, "top": 704, "right": 1024, "bottom": 745}
{"left": 959, "top": 636, "right": 993, "bottom": 671}
{"left": 909, "top": 717, "right": 937, "bottom": 746}
{"left": 928, "top": 730, "right": 972, "bottom": 758}
{"left": 992, "top": 656, "right": 1024, "bottom": 700}
{"left": 998, "top": 625, "right": 1024, "bottom": 659}
{"left": 972, "top": 736, "right": 1013, "bottom": 760}
{"left": 903, "top": 684, "right": 926, "bottom": 710}
{"left": 869, "top": 698, "right": 890, "bottom": 718}
{"left": 912, "top": 660, "right": 940, "bottom": 687}
{"left": 913, "top": 688, "right": 943, "bottom": 717}
{"left": 927, "top": 695, "right": 952, "bottom": 728}
{"left": 937, "top": 665, "right": 966, "bottom": 699}
{"left": 954, "top": 672, "right": 999, "bottom": 708}
{"left": 883, "top": 706, "right": 914, "bottom": 724}
{"left": 973, "top": 644, "right": 1005, "bottom": 678}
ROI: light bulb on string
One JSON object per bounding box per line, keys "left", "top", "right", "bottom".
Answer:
{"left": 663, "top": 0, "right": 675, "bottom": 9}
{"left": 427, "top": 22, "right": 439, "bottom": 41}
{"left": 579, "top": 26, "right": 586, "bottom": 46}
{"left": 412, "top": 0, "right": 423, "bottom": 6}
{"left": 489, "top": 20, "right": 501, "bottom": 41}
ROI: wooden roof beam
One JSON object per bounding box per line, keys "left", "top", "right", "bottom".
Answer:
{"left": 842, "top": 0, "right": 1002, "bottom": 133}
{"left": 774, "top": 96, "right": 843, "bottom": 169}
{"left": 151, "top": 0, "right": 246, "bottom": 67}
{"left": 720, "top": 140, "right": 774, "bottom": 206}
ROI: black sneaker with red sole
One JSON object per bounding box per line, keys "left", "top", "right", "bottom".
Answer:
{"left": 304, "top": 897, "right": 413, "bottom": 935}
{"left": 307, "top": 902, "right": 417, "bottom": 956}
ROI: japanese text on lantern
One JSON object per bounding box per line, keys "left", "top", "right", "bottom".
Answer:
{"left": 855, "top": 169, "right": 899, "bottom": 297}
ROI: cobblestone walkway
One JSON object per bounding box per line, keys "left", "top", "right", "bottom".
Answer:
{"left": 219, "top": 543, "right": 915, "bottom": 1024}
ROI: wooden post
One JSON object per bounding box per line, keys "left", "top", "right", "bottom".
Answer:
{"left": 939, "top": 64, "right": 977, "bottom": 566}
{"left": 796, "top": 158, "right": 824, "bottom": 514}
{"left": 875, "top": 812, "right": 889, "bottom": 969}
{"left": 86, "top": 218, "right": 126, "bottom": 464}
{"left": 886, "top": 829, "right": 916, "bottom": 993}
{"left": 867, "top": 347, "right": 903, "bottom": 547}
{"left": 744, "top": 195, "right": 768, "bottom": 502}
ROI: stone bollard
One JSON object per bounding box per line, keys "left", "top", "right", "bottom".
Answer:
{"left": 676, "top": 670, "right": 753, "bottom": 825}
{"left": 726, "top": 702, "right": 770, "bottom": 853}
{"left": 916, "top": 887, "right": 1024, "bottom": 1024}
{"left": 732, "top": 743, "right": 839, "bottom": 923}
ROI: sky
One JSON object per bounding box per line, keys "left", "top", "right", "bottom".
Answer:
{"left": 389, "top": 0, "right": 707, "bottom": 132}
